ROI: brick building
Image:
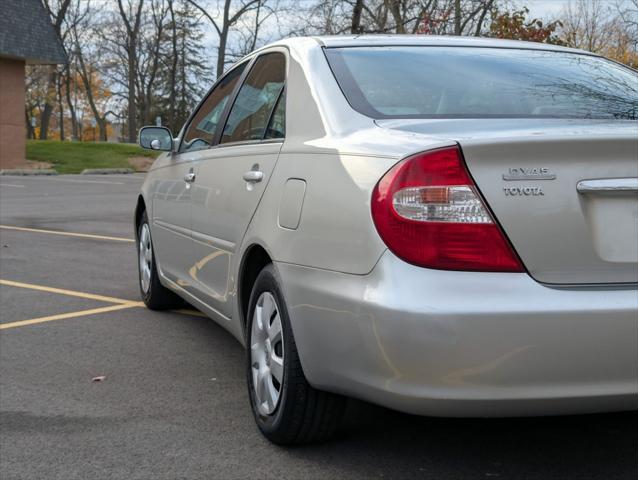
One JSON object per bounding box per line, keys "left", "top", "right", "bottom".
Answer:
{"left": 0, "top": 0, "right": 67, "bottom": 169}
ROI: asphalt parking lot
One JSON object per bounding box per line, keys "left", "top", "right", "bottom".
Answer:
{"left": 1, "top": 173, "right": 637, "bottom": 480}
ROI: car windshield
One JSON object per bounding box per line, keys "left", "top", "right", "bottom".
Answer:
{"left": 324, "top": 46, "right": 638, "bottom": 120}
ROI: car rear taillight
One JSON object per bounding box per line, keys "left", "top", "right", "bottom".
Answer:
{"left": 371, "top": 146, "right": 523, "bottom": 272}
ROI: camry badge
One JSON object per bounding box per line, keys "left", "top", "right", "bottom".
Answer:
{"left": 503, "top": 167, "right": 556, "bottom": 181}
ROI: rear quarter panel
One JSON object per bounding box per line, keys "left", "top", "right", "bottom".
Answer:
{"left": 243, "top": 150, "right": 392, "bottom": 275}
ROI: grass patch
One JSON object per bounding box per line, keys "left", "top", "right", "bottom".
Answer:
{"left": 26, "top": 140, "right": 160, "bottom": 174}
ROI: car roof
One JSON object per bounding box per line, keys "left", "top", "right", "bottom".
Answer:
{"left": 287, "top": 35, "right": 593, "bottom": 56}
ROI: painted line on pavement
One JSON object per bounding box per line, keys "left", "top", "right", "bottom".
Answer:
{"left": 0, "top": 279, "right": 207, "bottom": 330}
{"left": 0, "top": 279, "right": 143, "bottom": 305}
{"left": 7, "top": 174, "right": 146, "bottom": 184}
{"left": 0, "top": 225, "right": 134, "bottom": 243}
{"left": 3, "top": 176, "right": 127, "bottom": 185}
{"left": 44, "top": 178, "right": 125, "bottom": 185}
{"left": 0, "top": 303, "right": 140, "bottom": 330}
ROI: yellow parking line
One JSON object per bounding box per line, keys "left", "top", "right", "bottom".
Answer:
{"left": 0, "top": 225, "right": 134, "bottom": 243}
{"left": 0, "top": 303, "right": 140, "bottom": 330}
{"left": 0, "top": 279, "right": 209, "bottom": 330}
{"left": 0, "top": 279, "right": 143, "bottom": 305}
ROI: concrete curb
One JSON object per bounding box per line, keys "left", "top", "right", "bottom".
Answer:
{"left": 81, "top": 168, "right": 135, "bottom": 175}
{"left": 0, "top": 169, "right": 58, "bottom": 176}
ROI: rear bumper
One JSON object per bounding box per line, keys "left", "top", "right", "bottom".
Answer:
{"left": 276, "top": 251, "right": 638, "bottom": 416}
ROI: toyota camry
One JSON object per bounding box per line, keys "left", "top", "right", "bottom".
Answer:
{"left": 135, "top": 36, "right": 638, "bottom": 445}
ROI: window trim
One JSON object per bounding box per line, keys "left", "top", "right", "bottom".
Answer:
{"left": 205, "top": 137, "right": 285, "bottom": 149}
{"left": 218, "top": 51, "right": 287, "bottom": 147}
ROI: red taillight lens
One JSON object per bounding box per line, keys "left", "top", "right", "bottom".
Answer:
{"left": 371, "top": 146, "right": 523, "bottom": 272}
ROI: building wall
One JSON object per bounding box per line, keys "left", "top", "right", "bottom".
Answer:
{"left": 0, "top": 57, "right": 26, "bottom": 169}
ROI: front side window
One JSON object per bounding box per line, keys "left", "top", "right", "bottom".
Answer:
{"left": 180, "top": 63, "right": 247, "bottom": 153}
{"left": 221, "top": 53, "right": 285, "bottom": 144}
{"left": 325, "top": 47, "right": 638, "bottom": 120}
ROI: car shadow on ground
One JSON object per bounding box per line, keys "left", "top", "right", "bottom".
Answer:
{"left": 291, "top": 402, "right": 638, "bottom": 479}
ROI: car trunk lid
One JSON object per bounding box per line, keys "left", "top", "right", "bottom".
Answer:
{"left": 376, "top": 119, "right": 638, "bottom": 284}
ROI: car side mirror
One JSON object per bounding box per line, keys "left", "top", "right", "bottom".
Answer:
{"left": 139, "top": 126, "right": 174, "bottom": 152}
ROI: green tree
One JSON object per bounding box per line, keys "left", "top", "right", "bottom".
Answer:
{"left": 157, "top": 0, "right": 211, "bottom": 134}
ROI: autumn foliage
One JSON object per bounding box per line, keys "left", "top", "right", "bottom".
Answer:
{"left": 490, "top": 7, "right": 564, "bottom": 44}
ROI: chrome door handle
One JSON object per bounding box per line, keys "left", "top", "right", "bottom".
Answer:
{"left": 243, "top": 170, "right": 263, "bottom": 183}
{"left": 577, "top": 178, "right": 638, "bottom": 195}
{"left": 184, "top": 172, "right": 196, "bottom": 183}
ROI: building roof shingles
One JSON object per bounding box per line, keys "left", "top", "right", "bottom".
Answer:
{"left": 0, "top": 0, "right": 67, "bottom": 64}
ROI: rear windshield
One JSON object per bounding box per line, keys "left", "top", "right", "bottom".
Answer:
{"left": 324, "top": 46, "right": 638, "bottom": 120}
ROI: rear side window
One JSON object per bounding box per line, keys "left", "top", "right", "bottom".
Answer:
{"left": 325, "top": 47, "right": 638, "bottom": 120}
{"left": 221, "top": 53, "right": 285, "bottom": 144}
{"left": 180, "top": 62, "right": 246, "bottom": 152}
{"left": 264, "top": 89, "right": 285, "bottom": 139}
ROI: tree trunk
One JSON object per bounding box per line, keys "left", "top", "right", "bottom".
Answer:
{"left": 454, "top": 0, "right": 462, "bottom": 35}
{"left": 386, "top": 0, "right": 405, "bottom": 33}
{"left": 216, "top": 0, "right": 231, "bottom": 78}
{"left": 25, "top": 110, "right": 34, "bottom": 139}
{"left": 73, "top": 27, "right": 108, "bottom": 143}
{"left": 117, "top": 0, "right": 144, "bottom": 143}
{"left": 351, "top": 0, "right": 364, "bottom": 34}
{"left": 168, "top": 0, "right": 178, "bottom": 131}
{"left": 64, "top": 72, "right": 78, "bottom": 140}
{"left": 97, "top": 118, "right": 107, "bottom": 141}
{"left": 127, "top": 40, "right": 137, "bottom": 143}
{"left": 249, "top": 1, "right": 261, "bottom": 52}
{"left": 473, "top": 0, "right": 493, "bottom": 36}
{"left": 39, "top": 68, "right": 57, "bottom": 140}
{"left": 57, "top": 71, "right": 65, "bottom": 140}
{"left": 39, "top": 0, "right": 70, "bottom": 140}
{"left": 39, "top": 104, "right": 52, "bottom": 140}
{"left": 217, "top": 26, "right": 228, "bottom": 78}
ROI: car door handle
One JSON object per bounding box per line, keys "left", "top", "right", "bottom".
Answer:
{"left": 243, "top": 170, "right": 263, "bottom": 183}
{"left": 184, "top": 172, "right": 196, "bottom": 183}
{"left": 577, "top": 178, "right": 638, "bottom": 195}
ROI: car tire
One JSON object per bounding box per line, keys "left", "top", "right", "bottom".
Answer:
{"left": 137, "top": 211, "right": 182, "bottom": 310}
{"left": 246, "top": 264, "right": 346, "bottom": 445}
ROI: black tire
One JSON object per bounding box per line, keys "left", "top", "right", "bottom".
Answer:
{"left": 137, "top": 211, "right": 182, "bottom": 310}
{"left": 246, "top": 264, "right": 346, "bottom": 445}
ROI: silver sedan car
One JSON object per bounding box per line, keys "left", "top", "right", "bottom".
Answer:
{"left": 136, "top": 36, "right": 638, "bottom": 445}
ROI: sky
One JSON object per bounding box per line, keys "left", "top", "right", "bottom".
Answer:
{"left": 523, "top": 0, "right": 629, "bottom": 19}
{"left": 524, "top": 0, "right": 571, "bottom": 18}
